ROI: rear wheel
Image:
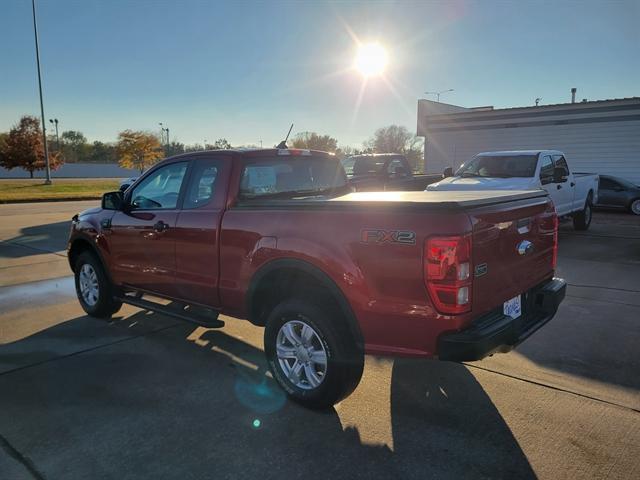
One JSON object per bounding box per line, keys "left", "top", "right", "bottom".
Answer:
{"left": 74, "top": 251, "right": 122, "bottom": 318}
{"left": 264, "top": 299, "right": 364, "bottom": 409}
{"left": 630, "top": 199, "right": 640, "bottom": 216}
{"left": 573, "top": 195, "right": 593, "bottom": 230}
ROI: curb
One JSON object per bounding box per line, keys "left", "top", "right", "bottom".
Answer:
{"left": 0, "top": 196, "right": 101, "bottom": 204}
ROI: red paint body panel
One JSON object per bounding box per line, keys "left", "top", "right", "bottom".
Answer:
{"left": 68, "top": 149, "right": 557, "bottom": 358}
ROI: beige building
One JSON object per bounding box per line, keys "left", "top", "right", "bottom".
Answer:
{"left": 417, "top": 96, "right": 640, "bottom": 183}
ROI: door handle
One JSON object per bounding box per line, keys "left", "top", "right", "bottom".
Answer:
{"left": 570, "top": 182, "right": 575, "bottom": 187}
{"left": 557, "top": 185, "right": 562, "bottom": 190}
{"left": 153, "top": 221, "right": 169, "bottom": 233}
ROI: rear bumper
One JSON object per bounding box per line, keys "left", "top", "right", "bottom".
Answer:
{"left": 437, "top": 277, "right": 566, "bottom": 362}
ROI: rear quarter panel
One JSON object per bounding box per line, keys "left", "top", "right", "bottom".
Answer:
{"left": 219, "top": 206, "right": 472, "bottom": 356}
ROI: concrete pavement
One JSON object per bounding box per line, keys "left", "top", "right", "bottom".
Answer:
{"left": 0, "top": 201, "right": 638, "bottom": 479}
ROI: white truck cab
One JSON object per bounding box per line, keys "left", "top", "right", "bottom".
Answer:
{"left": 427, "top": 150, "right": 599, "bottom": 230}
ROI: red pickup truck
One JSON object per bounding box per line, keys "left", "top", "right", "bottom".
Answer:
{"left": 68, "top": 148, "right": 565, "bottom": 408}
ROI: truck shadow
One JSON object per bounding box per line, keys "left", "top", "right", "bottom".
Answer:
{"left": 0, "top": 221, "right": 70, "bottom": 257}
{"left": 0, "top": 310, "right": 535, "bottom": 479}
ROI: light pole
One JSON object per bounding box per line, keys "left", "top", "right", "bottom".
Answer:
{"left": 424, "top": 89, "right": 454, "bottom": 102}
{"left": 32, "top": 0, "right": 51, "bottom": 184}
{"left": 158, "top": 122, "right": 169, "bottom": 146}
{"left": 49, "top": 118, "right": 59, "bottom": 150}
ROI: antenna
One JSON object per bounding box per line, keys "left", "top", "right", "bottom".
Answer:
{"left": 276, "top": 123, "right": 294, "bottom": 149}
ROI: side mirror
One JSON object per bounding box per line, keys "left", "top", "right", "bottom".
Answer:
{"left": 102, "top": 191, "right": 124, "bottom": 211}
{"left": 443, "top": 167, "right": 453, "bottom": 178}
{"left": 553, "top": 167, "right": 568, "bottom": 183}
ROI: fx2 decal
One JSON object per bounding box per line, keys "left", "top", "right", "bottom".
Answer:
{"left": 361, "top": 229, "right": 416, "bottom": 245}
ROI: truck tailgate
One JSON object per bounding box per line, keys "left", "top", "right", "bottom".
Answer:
{"left": 470, "top": 194, "right": 556, "bottom": 317}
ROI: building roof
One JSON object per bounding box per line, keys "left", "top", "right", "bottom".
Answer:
{"left": 422, "top": 96, "right": 640, "bottom": 119}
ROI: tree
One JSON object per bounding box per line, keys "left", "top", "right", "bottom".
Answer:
{"left": 61, "top": 130, "right": 88, "bottom": 163}
{"left": 0, "top": 115, "right": 63, "bottom": 178}
{"left": 212, "top": 138, "right": 232, "bottom": 150}
{"left": 88, "top": 141, "right": 117, "bottom": 163}
{"left": 185, "top": 143, "right": 204, "bottom": 153}
{"left": 335, "top": 145, "right": 362, "bottom": 160}
{"left": 164, "top": 141, "right": 185, "bottom": 157}
{"left": 116, "top": 130, "right": 163, "bottom": 173}
{"left": 291, "top": 132, "right": 338, "bottom": 152}
{"left": 364, "top": 125, "right": 424, "bottom": 172}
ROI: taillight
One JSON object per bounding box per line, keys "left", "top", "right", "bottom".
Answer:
{"left": 552, "top": 213, "right": 559, "bottom": 270}
{"left": 425, "top": 235, "right": 472, "bottom": 314}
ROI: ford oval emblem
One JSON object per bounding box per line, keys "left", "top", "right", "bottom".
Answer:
{"left": 517, "top": 240, "right": 534, "bottom": 256}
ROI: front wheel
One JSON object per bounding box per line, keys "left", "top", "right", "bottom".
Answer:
{"left": 264, "top": 299, "right": 364, "bottom": 409}
{"left": 573, "top": 197, "right": 593, "bottom": 230}
{"left": 74, "top": 251, "right": 122, "bottom": 318}
{"left": 630, "top": 199, "right": 640, "bottom": 216}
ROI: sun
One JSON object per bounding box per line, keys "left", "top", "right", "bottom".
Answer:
{"left": 354, "top": 42, "right": 388, "bottom": 77}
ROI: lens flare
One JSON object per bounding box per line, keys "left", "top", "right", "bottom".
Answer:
{"left": 354, "top": 43, "right": 388, "bottom": 77}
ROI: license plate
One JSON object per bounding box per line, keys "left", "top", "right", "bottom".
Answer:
{"left": 503, "top": 295, "right": 522, "bottom": 319}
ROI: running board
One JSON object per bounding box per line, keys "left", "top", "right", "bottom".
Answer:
{"left": 117, "top": 295, "right": 225, "bottom": 328}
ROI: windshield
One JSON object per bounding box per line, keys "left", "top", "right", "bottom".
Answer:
{"left": 455, "top": 155, "right": 538, "bottom": 178}
{"left": 239, "top": 156, "right": 350, "bottom": 200}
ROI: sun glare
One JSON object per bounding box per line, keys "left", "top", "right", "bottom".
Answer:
{"left": 355, "top": 42, "right": 388, "bottom": 77}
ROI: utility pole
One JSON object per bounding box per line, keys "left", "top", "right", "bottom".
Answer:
{"left": 424, "top": 89, "right": 454, "bottom": 102}
{"left": 49, "top": 118, "right": 59, "bottom": 150}
{"left": 32, "top": 0, "right": 51, "bottom": 184}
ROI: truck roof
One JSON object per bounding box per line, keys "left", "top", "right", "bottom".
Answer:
{"left": 476, "top": 150, "right": 563, "bottom": 157}
{"left": 167, "top": 148, "right": 336, "bottom": 161}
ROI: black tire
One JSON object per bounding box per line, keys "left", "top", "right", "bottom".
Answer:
{"left": 74, "top": 251, "right": 122, "bottom": 319}
{"left": 573, "top": 195, "right": 593, "bottom": 230}
{"left": 264, "top": 299, "right": 364, "bottom": 409}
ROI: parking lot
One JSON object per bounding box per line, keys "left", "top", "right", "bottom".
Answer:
{"left": 0, "top": 200, "right": 638, "bottom": 479}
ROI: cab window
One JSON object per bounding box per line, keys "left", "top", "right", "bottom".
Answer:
{"left": 553, "top": 155, "right": 569, "bottom": 176}
{"left": 130, "top": 162, "right": 188, "bottom": 210}
{"left": 183, "top": 160, "right": 220, "bottom": 209}
{"left": 539, "top": 156, "right": 555, "bottom": 184}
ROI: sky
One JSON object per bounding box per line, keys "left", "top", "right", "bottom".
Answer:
{"left": 1, "top": 0, "right": 638, "bottom": 148}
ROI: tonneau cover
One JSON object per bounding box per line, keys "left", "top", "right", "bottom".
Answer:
{"left": 235, "top": 189, "right": 548, "bottom": 210}
{"left": 328, "top": 190, "right": 548, "bottom": 208}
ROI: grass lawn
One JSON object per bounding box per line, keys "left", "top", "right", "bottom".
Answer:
{"left": 0, "top": 178, "right": 120, "bottom": 202}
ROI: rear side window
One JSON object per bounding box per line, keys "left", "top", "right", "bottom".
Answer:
{"left": 553, "top": 155, "right": 569, "bottom": 175}
{"left": 387, "top": 158, "right": 409, "bottom": 177}
{"left": 599, "top": 178, "right": 618, "bottom": 190}
{"left": 539, "top": 156, "right": 554, "bottom": 184}
{"left": 352, "top": 157, "right": 385, "bottom": 175}
{"left": 183, "top": 159, "right": 220, "bottom": 209}
{"left": 239, "top": 156, "right": 348, "bottom": 200}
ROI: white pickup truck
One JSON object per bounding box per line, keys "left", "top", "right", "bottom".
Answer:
{"left": 427, "top": 150, "right": 599, "bottom": 230}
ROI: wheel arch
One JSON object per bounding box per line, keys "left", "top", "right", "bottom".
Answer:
{"left": 68, "top": 236, "right": 113, "bottom": 282}
{"left": 246, "top": 258, "right": 364, "bottom": 349}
